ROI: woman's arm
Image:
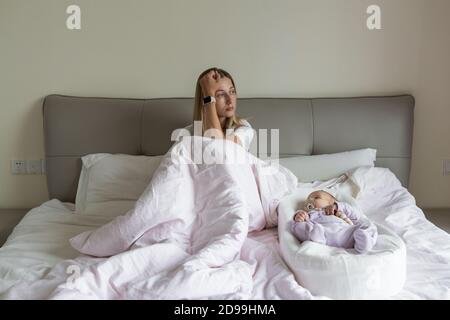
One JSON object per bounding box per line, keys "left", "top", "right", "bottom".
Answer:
{"left": 200, "top": 70, "right": 224, "bottom": 139}
{"left": 202, "top": 102, "right": 224, "bottom": 139}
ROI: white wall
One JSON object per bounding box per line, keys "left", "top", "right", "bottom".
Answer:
{"left": 0, "top": 0, "right": 449, "bottom": 208}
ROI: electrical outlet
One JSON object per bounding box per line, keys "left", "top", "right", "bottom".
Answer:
{"left": 11, "top": 160, "right": 27, "bottom": 174}
{"left": 444, "top": 159, "right": 450, "bottom": 176}
{"left": 27, "top": 160, "right": 42, "bottom": 174}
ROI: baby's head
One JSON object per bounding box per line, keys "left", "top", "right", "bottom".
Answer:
{"left": 304, "top": 190, "right": 336, "bottom": 211}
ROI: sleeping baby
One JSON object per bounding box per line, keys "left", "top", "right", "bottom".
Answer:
{"left": 291, "top": 190, "right": 377, "bottom": 253}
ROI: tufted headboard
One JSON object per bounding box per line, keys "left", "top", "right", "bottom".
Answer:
{"left": 43, "top": 94, "right": 414, "bottom": 203}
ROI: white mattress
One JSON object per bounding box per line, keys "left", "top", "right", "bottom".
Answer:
{"left": 1, "top": 167, "right": 449, "bottom": 299}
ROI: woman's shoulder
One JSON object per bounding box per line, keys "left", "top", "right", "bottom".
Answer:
{"left": 238, "top": 119, "right": 252, "bottom": 129}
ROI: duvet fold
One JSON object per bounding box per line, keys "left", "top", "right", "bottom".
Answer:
{"left": 5, "top": 136, "right": 297, "bottom": 299}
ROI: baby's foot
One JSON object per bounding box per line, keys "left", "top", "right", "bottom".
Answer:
{"left": 353, "top": 228, "right": 377, "bottom": 253}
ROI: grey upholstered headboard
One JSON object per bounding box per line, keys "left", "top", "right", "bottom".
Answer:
{"left": 43, "top": 94, "right": 414, "bottom": 203}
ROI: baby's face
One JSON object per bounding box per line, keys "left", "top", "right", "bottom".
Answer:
{"left": 304, "top": 191, "right": 335, "bottom": 210}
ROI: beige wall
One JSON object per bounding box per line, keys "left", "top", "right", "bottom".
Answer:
{"left": 0, "top": 0, "right": 449, "bottom": 209}
{"left": 409, "top": 0, "right": 450, "bottom": 208}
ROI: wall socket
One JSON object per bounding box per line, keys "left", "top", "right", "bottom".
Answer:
{"left": 11, "top": 159, "right": 46, "bottom": 175}
{"left": 444, "top": 159, "right": 450, "bottom": 176}
{"left": 11, "top": 160, "right": 27, "bottom": 174}
{"left": 27, "top": 160, "right": 42, "bottom": 174}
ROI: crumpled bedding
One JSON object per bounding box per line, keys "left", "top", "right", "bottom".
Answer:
{"left": 1, "top": 136, "right": 304, "bottom": 299}
{"left": 1, "top": 137, "right": 450, "bottom": 299}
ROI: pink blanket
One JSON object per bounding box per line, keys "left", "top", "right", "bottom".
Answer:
{"left": 4, "top": 137, "right": 303, "bottom": 299}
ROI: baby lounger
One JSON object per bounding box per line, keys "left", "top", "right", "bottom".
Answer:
{"left": 278, "top": 187, "right": 407, "bottom": 299}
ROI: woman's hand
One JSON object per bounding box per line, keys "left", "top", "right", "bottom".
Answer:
{"left": 199, "top": 69, "right": 221, "bottom": 97}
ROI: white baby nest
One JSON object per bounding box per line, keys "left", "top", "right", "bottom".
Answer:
{"left": 278, "top": 187, "right": 407, "bottom": 299}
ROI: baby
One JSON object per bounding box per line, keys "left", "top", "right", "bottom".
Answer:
{"left": 291, "top": 190, "right": 377, "bottom": 253}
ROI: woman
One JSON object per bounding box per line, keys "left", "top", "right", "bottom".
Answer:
{"left": 7, "top": 68, "right": 298, "bottom": 300}
{"left": 185, "top": 67, "right": 254, "bottom": 151}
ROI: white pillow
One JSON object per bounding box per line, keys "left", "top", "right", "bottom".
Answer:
{"left": 275, "top": 148, "right": 377, "bottom": 183}
{"left": 75, "top": 153, "right": 163, "bottom": 217}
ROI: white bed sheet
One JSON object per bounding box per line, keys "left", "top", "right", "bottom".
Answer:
{"left": 0, "top": 167, "right": 449, "bottom": 299}
{"left": 0, "top": 200, "right": 112, "bottom": 295}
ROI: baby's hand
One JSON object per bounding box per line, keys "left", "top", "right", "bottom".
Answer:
{"left": 324, "top": 204, "right": 337, "bottom": 215}
{"left": 293, "top": 210, "right": 309, "bottom": 222}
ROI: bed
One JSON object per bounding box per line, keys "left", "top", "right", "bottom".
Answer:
{"left": 0, "top": 94, "right": 449, "bottom": 299}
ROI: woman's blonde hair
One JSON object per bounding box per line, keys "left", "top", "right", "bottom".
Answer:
{"left": 193, "top": 67, "right": 245, "bottom": 133}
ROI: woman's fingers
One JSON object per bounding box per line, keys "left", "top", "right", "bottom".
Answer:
{"left": 200, "top": 70, "right": 221, "bottom": 96}
{"left": 203, "top": 69, "right": 220, "bottom": 82}
{"left": 213, "top": 69, "right": 221, "bottom": 80}
{"left": 206, "top": 71, "right": 215, "bottom": 81}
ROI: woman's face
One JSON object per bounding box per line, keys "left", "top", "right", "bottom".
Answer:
{"left": 211, "top": 77, "right": 237, "bottom": 119}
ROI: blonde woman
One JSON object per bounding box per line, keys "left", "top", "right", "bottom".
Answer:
{"left": 185, "top": 67, "right": 254, "bottom": 151}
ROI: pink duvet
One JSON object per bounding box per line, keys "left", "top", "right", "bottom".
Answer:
{"left": 4, "top": 137, "right": 304, "bottom": 299}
